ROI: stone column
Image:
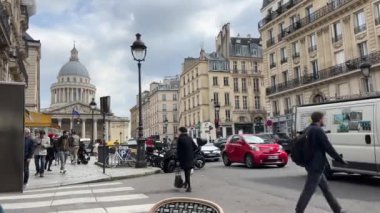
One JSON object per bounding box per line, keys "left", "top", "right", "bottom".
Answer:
{"left": 70, "top": 119, "right": 73, "bottom": 130}
{"left": 82, "top": 120, "right": 86, "bottom": 138}
{"left": 58, "top": 119, "right": 62, "bottom": 128}
{"left": 93, "top": 119, "right": 97, "bottom": 140}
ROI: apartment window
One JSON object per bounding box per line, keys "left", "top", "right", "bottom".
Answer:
{"left": 292, "top": 41, "right": 300, "bottom": 58}
{"left": 235, "top": 96, "right": 240, "bottom": 109}
{"left": 253, "top": 78, "right": 260, "bottom": 92}
{"left": 188, "top": 99, "right": 190, "bottom": 109}
{"left": 305, "top": 5, "right": 315, "bottom": 22}
{"left": 80, "top": 78, "right": 83, "bottom": 83}
{"left": 213, "top": 92, "right": 219, "bottom": 104}
{"left": 234, "top": 78, "right": 239, "bottom": 92}
{"left": 213, "top": 77, "right": 218, "bottom": 86}
{"left": 308, "top": 33, "right": 317, "bottom": 52}
{"left": 375, "top": 2, "right": 380, "bottom": 25}
{"left": 311, "top": 60, "right": 319, "bottom": 79}
{"left": 174, "top": 126, "right": 178, "bottom": 135}
{"left": 233, "top": 61, "right": 238, "bottom": 72}
{"left": 224, "top": 77, "right": 229, "bottom": 86}
{"left": 196, "top": 79, "right": 199, "bottom": 89}
{"left": 196, "top": 95, "right": 199, "bottom": 106}
{"left": 225, "top": 110, "right": 231, "bottom": 121}
{"left": 291, "top": 15, "right": 298, "bottom": 26}
{"left": 294, "top": 66, "right": 301, "bottom": 82}
{"left": 197, "top": 112, "right": 200, "bottom": 122}
{"left": 282, "top": 71, "right": 288, "bottom": 83}
{"left": 267, "top": 29, "right": 275, "bottom": 47}
{"left": 163, "top": 114, "right": 167, "bottom": 122}
{"left": 173, "top": 104, "right": 177, "bottom": 111}
{"left": 162, "top": 94, "right": 166, "bottom": 101}
{"left": 271, "top": 75, "right": 276, "bottom": 88}
{"left": 335, "top": 51, "right": 345, "bottom": 65}
{"left": 279, "top": 22, "right": 285, "bottom": 39}
{"left": 162, "top": 104, "right": 167, "bottom": 112}
{"left": 358, "top": 41, "right": 368, "bottom": 58}
{"left": 225, "top": 93, "right": 230, "bottom": 106}
{"left": 354, "top": 10, "right": 366, "bottom": 34}
{"left": 280, "top": 47, "right": 287, "bottom": 63}
{"left": 192, "top": 97, "right": 195, "bottom": 107}
{"left": 243, "top": 96, "right": 248, "bottom": 110}
{"left": 361, "top": 77, "right": 375, "bottom": 93}
{"left": 187, "top": 74, "right": 190, "bottom": 82}
{"left": 296, "top": 94, "right": 303, "bottom": 106}
{"left": 173, "top": 114, "right": 178, "bottom": 122}
{"left": 241, "top": 61, "right": 246, "bottom": 73}
{"left": 284, "top": 98, "right": 292, "bottom": 114}
{"left": 242, "top": 78, "right": 247, "bottom": 92}
{"left": 173, "top": 94, "right": 177, "bottom": 101}
{"left": 269, "top": 53, "right": 276, "bottom": 68}
{"left": 332, "top": 22, "right": 342, "bottom": 42}
{"left": 254, "top": 96, "right": 261, "bottom": 109}
{"left": 272, "top": 101, "right": 279, "bottom": 116}
{"left": 254, "top": 62, "right": 258, "bottom": 72}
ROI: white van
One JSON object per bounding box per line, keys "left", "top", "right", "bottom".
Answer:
{"left": 295, "top": 96, "right": 380, "bottom": 179}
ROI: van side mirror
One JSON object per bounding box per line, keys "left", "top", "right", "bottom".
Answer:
{"left": 365, "top": 135, "right": 371, "bottom": 144}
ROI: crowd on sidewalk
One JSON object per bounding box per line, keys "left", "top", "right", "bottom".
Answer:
{"left": 23, "top": 128, "right": 99, "bottom": 188}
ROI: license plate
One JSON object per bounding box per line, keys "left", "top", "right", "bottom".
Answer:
{"left": 268, "top": 156, "right": 279, "bottom": 160}
{"left": 208, "top": 154, "right": 216, "bottom": 156}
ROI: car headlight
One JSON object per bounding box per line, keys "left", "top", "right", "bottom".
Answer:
{"left": 279, "top": 145, "right": 283, "bottom": 150}
{"left": 214, "top": 150, "right": 220, "bottom": 154}
{"left": 250, "top": 145, "right": 259, "bottom": 151}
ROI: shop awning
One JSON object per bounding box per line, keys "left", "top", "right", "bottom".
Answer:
{"left": 25, "top": 110, "right": 52, "bottom": 127}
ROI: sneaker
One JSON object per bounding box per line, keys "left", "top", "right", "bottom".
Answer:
{"left": 47, "top": 169, "right": 52, "bottom": 172}
{"left": 40, "top": 173, "right": 44, "bottom": 177}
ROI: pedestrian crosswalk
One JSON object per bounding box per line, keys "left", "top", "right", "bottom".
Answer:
{"left": 0, "top": 181, "right": 154, "bottom": 213}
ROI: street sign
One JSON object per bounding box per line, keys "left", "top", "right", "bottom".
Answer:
{"left": 266, "top": 120, "right": 273, "bottom": 127}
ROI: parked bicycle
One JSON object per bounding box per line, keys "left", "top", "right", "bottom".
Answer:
{"left": 105, "top": 146, "right": 136, "bottom": 167}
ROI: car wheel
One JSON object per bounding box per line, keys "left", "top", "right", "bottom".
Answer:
{"left": 245, "top": 154, "right": 254, "bottom": 168}
{"left": 324, "top": 162, "right": 335, "bottom": 180}
{"left": 222, "top": 153, "right": 231, "bottom": 166}
{"left": 277, "top": 164, "right": 286, "bottom": 168}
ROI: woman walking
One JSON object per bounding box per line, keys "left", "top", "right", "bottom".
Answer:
{"left": 176, "top": 127, "right": 196, "bottom": 192}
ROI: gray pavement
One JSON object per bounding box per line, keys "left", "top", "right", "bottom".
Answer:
{"left": 2, "top": 160, "right": 380, "bottom": 212}
{"left": 26, "top": 158, "right": 161, "bottom": 189}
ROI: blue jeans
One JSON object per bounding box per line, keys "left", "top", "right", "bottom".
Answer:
{"left": 295, "top": 169, "right": 341, "bottom": 213}
{"left": 34, "top": 155, "right": 46, "bottom": 174}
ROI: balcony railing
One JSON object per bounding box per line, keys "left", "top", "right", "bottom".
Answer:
{"left": 270, "top": 62, "right": 276, "bottom": 69}
{"left": 354, "top": 24, "right": 367, "bottom": 34}
{"left": 266, "top": 37, "right": 275, "bottom": 48}
{"left": 308, "top": 45, "right": 317, "bottom": 53}
{"left": 332, "top": 34, "right": 343, "bottom": 43}
{"left": 284, "top": 109, "right": 292, "bottom": 114}
{"left": 281, "top": 58, "right": 288, "bottom": 64}
{"left": 278, "top": 0, "right": 353, "bottom": 39}
{"left": 0, "top": 5, "right": 11, "bottom": 47}
{"left": 266, "top": 51, "right": 380, "bottom": 95}
{"left": 242, "top": 88, "right": 248, "bottom": 93}
{"left": 258, "top": 0, "right": 303, "bottom": 29}
{"left": 376, "top": 17, "right": 380, "bottom": 26}
{"left": 292, "top": 52, "right": 300, "bottom": 59}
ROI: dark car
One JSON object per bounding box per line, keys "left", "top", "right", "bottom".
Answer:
{"left": 255, "top": 133, "right": 292, "bottom": 153}
{"left": 213, "top": 138, "right": 227, "bottom": 151}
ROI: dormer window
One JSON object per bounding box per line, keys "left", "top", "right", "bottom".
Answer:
{"left": 67, "top": 77, "right": 70, "bottom": 82}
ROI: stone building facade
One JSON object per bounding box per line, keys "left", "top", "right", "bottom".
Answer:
{"left": 259, "top": 0, "right": 380, "bottom": 134}
{"left": 44, "top": 47, "right": 129, "bottom": 141}
{"left": 0, "top": 0, "right": 36, "bottom": 84}
{"left": 130, "top": 76, "right": 180, "bottom": 140}
{"left": 179, "top": 24, "right": 265, "bottom": 140}
{"left": 24, "top": 33, "right": 40, "bottom": 112}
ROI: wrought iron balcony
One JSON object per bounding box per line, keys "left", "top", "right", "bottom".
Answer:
{"left": 281, "top": 58, "right": 288, "bottom": 64}
{"left": 0, "top": 5, "right": 11, "bottom": 47}
{"left": 266, "top": 37, "right": 275, "bottom": 48}
{"left": 376, "top": 17, "right": 380, "bottom": 26}
{"left": 266, "top": 51, "right": 380, "bottom": 96}
{"left": 332, "top": 34, "right": 343, "bottom": 43}
{"left": 278, "top": 0, "right": 353, "bottom": 39}
{"left": 308, "top": 45, "right": 317, "bottom": 53}
{"left": 270, "top": 62, "right": 276, "bottom": 69}
{"left": 259, "top": 0, "right": 302, "bottom": 29}
{"left": 292, "top": 52, "right": 300, "bottom": 59}
{"left": 354, "top": 24, "right": 367, "bottom": 34}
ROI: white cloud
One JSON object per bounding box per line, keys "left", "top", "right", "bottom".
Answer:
{"left": 31, "top": 0, "right": 262, "bottom": 117}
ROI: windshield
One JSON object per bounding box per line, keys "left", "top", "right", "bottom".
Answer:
{"left": 276, "top": 133, "right": 289, "bottom": 139}
{"left": 256, "top": 134, "right": 272, "bottom": 140}
{"left": 243, "top": 135, "right": 265, "bottom": 144}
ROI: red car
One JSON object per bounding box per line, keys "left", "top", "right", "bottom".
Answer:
{"left": 222, "top": 134, "right": 288, "bottom": 168}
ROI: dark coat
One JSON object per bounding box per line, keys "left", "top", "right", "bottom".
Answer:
{"left": 306, "top": 124, "right": 344, "bottom": 173}
{"left": 24, "top": 136, "right": 34, "bottom": 159}
{"left": 57, "top": 135, "right": 69, "bottom": 152}
{"left": 176, "top": 133, "right": 196, "bottom": 169}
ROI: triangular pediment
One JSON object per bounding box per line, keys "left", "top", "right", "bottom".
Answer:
{"left": 47, "top": 102, "right": 101, "bottom": 115}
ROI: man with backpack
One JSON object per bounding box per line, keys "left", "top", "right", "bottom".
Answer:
{"left": 295, "top": 111, "right": 348, "bottom": 213}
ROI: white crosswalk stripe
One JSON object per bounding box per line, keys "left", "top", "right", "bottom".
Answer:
{"left": 0, "top": 182, "right": 154, "bottom": 213}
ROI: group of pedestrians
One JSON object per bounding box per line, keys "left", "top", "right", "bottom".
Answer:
{"left": 23, "top": 128, "right": 89, "bottom": 187}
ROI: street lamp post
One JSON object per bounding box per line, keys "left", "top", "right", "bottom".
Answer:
{"left": 164, "top": 119, "right": 168, "bottom": 144}
{"left": 120, "top": 132, "right": 122, "bottom": 143}
{"left": 360, "top": 62, "right": 371, "bottom": 93}
{"left": 131, "top": 33, "right": 147, "bottom": 168}
{"left": 214, "top": 103, "right": 221, "bottom": 139}
{"left": 89, "top": 98, "right": 97, "bottom": 154}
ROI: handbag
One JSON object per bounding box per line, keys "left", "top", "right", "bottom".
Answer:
{"left": 174, "top": 166, "right": 184, "bottom": 188}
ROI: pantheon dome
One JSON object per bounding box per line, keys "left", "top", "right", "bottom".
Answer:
{"left": 50, "top": 47, "right": 96, "bottom": 108}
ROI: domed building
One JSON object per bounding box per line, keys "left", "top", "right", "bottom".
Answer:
{"left": 45, "top": 47, "right": 129, "bottom": 141}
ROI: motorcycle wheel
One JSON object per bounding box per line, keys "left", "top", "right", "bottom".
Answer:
{"left": 163, "top": 159, "right": 176, "bottom": 173}
{"left": 195, "top": 159, "right": 205, "bottom": 169}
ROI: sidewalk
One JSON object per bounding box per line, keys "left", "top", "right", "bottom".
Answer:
{"left": 27, "top": 158, "right": 161, "bottom": 190}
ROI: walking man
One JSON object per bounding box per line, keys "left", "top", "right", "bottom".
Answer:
{"left": 71, "top": 131, "right": 80, "bottom": 164}
{"left": 295, "top": 111, "right": 347, "bottom": 213}
{"left": 57, "top": 131, "right": 70, "bottom": 174}
{"left": 33, "top": 130, "right": 50, "bottom": 177}
{"left": 176, "top": 127, "right": 196, "bottom": 192}
{"left": 24, "top": 128, "right": 34, "bottom": 187}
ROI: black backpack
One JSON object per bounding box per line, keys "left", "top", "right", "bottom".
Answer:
{"left": 291, "top": 128, "right": 313, "bottom": 167}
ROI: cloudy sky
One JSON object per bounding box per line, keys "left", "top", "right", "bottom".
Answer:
{"left": 29, "top": 0, "right": 262, "bottom": 117}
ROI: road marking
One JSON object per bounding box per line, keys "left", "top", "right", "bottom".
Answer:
{"left": 23, "top": 181, "right": 124, "bottom": 193}
{"left": 2, "top": 193, "right": 148, "bottom": 209}
{"left": 50, "top": 204, "right": 154, "bottom": 213}
{"left": 0, "top": 187, "right": 134, "bottom": 200}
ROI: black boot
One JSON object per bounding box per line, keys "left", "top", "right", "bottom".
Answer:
{"left": 186, "top": 187, "right": 192, "bottom": 192}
